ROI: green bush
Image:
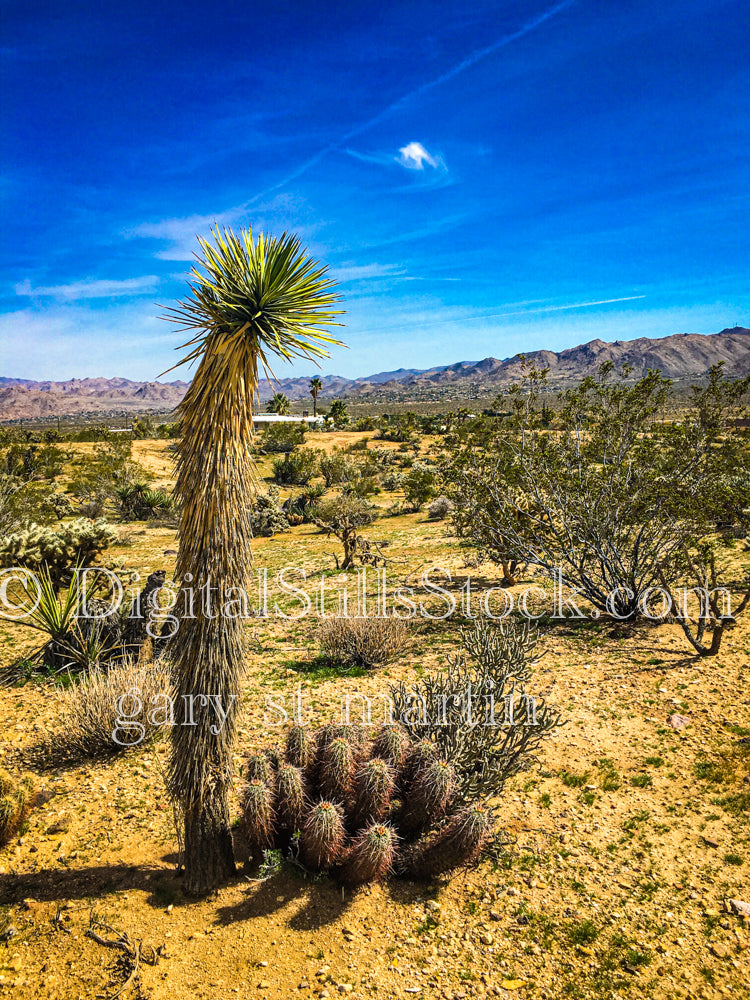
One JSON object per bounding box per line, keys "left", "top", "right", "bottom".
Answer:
{"left": 259, "top": 422, "right": 306, "bottom": 453}
{"left": 272, "top": 448, "right": 320, "bottom": 485}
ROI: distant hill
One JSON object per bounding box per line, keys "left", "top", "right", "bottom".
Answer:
{"left": 0, "top": 327, "right": 748, "bottom": 421}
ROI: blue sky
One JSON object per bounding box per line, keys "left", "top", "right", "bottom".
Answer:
{"left": 1, "top": 0, "right": 748, "bottom": 381}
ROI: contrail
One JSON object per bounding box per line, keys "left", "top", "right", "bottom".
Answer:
{"left": 256, "top": 0, "right": 575, "bottom": 198}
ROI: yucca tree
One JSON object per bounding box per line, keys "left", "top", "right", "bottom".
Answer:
{"left": 162, "top": 226, "right": 343, "bottom": 894}
{"left": 267, "top": 391, "right": 291, "bottom": 415}
{"left": 309, "top": 376, "right": 323, "bottom": 417}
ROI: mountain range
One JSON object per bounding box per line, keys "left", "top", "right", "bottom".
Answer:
{"left": 1, "top": 326, "right": 748, "bottom": 421}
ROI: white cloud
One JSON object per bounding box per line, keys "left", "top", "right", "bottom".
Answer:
{"left": 14, "top": 276, "right": 160, "bottom": 300}
{"left": 397, "top": 142, "right": 439, "bottom": 170}
{"left": 329, "top": 262, "right": 406, "bottom": 282}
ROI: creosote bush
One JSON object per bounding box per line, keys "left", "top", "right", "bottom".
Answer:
{"left": 317, "top": 615, "right": 412, "bottom": 670}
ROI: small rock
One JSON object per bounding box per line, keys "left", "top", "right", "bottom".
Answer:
{"left": 728, "top": 900, "right": 750, "bottom": 917}
{"left": 426, "top": 900, "right": 441, "bottom": 914}
{"left": 479, "top": 932, "right": 494, "bottom": 946}
{"left": 710, "top": 943, "right": 729, "bottom": 959}
{"left": 702, "top": 836, "right": 720, "bottom": 849}
{"left": 298, "top": 982, "right": 309, "bottom": 990}
{"left": 489, "top": 910, "right": 501, "bottom": 921}
{"left": 667, "top": 714, "right": 690, "bottom": 731}
{"left": 258, "top": 981, "right": 271, "bottom": 990}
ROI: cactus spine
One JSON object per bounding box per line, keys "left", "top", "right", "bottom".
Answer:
{"left": 403, "top": 803, "right": 493, "bottom": 879}
{"left": 275, "top": 764, "right": 307, "bottom": 838}
{"left": 318, "top": 737, "right": 355, "bottom": 805}
{"left": 301, "top": 801, "right": 345, "bottom": 871}
{"left": 242, "top": 779, "right": 275, "bottom": 851}
{"left": 340, "top": 823, "right": 397, "bottom": 887}
{"left": 350, "top": 757, "right": 395, "bottom": 828}
{"left": 400, "top": 759, "right": 456, "bottom": 834}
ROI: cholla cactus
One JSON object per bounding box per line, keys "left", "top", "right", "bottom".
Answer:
{"left": 0, "top": 518, "right": 117, "bottom": 586}
{"left": 0, "top": 770, "right": 35, "bottom": 845}
{"left": 340, "top": 823, "right": 397, "bottom": 886}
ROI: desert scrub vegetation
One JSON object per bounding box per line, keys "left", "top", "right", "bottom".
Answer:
{"left": 241, "top": 619, "right": 558, "bottom": 885}
{"left": 317, "top": 615, "right": 412, "bottom": 670}
{"left": 55, "top": 659, "right": 172, "bottom": 757}
{"left": 444, "top": 359, "right": 750, "bottom": 632}
{"left": 0, "top": 518, "right": 117, "bottom": 586}
{"left": 0, "top": 768, "right": 36, "bottom": 845}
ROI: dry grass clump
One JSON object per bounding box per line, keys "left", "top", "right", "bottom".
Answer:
{"left": 56, "top": 659, "right": 172, "bottom": 757}
{"left": 317, "top": 616, "right": 413, "bottom": 670}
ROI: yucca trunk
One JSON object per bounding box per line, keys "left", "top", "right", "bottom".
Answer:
{"left": 168, "top": 342, "right": 255, "bottom": 894}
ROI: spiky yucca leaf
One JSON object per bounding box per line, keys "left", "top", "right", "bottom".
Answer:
{"left": 163, "top": 226, "right": 344, "bottom": 894}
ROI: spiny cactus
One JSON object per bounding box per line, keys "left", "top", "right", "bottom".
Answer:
{"left": 0, "top": 518, "right": 117, "bottom": 586}
{"left": 371, "top": 726, "right": 410, "bottom": 768}
{"left": 350, "top": 757, "right": 395, "bottom": 829}
{"left": 242, "top": 779, "right": 275, "bottom": 851}
{"left": 246, "top": 753, "right": 275, "bottom": 785}
{"left": 241, "top": 721, "right": 505, "bottom": 886}
{"left": 275, "top": 764, "right": 306, "bottom": 838}
{"left": 401, "top": 738, "right": 438, "bottom": 790}
{"left": 400, "top": 758, "right": 456, "bottom": 834}
{"left": 403, "top": 803, "right": 494, "bottom": 879}
{"left": 301, "top": 801, "right": 345, "bottom": 871}
{"left": 0, "top": 770, "right": 35, "bottom": 846}
{"left": 340, "top": 823, "right": 397, "bottom": 887}
{"left": 285, "top": 724, "right": 315, "bottom": 771}
{"left": 318, "top": 737, "right": 355, "bottom": 805}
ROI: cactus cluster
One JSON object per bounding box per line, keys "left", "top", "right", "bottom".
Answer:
{"left": 0, "top": 518, "right": 117, "bottom": 586}
{"left": 240, "top": 724, "right": 495, "bottom": 886}
{"left": 0, "top": 769, "right": 36, "bottom": 846}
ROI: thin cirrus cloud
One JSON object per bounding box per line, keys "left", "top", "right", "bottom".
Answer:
{"left": 15, "top": 275, "right": 160, "bottom": 300}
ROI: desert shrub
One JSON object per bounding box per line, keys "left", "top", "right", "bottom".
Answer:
{"left": 112, "top": 482, "right": 174, "bottom": 520}
{"left": 259, "top": 422, "right": 306, "bottom": 453}
{"left": 445, "top": 362, "right": 750, "bottom": 620}
{"left": 318, "top": 616, "right": 412, "bottom": 669}
{"left": 428, "top": 495, "right": 454, "bottom": 519}
{"left": 403, "top": 462, "right": 438, "bottom": 511}
{"left": 0, "top": 769, "right": 36, "bottom": 845}
{"left": 380, "top": 472, "right": 403, "bottom": 492}
{"left": 283, "top": 483, "right": 326, "bottom": 523}
{"left": 272, "top": 448, "right": 320, "bottom": 485}
{"left": 390, "top": 617, "right": 560, "bottom": 800}
{"left": 239, "top": 623, "right": 556, "bottom": 885}
{"left": 0, "top": 518, "right": 118, "bottom": 587}
{"left": 0, "top": 475, "right": 58, "bottom": 533}
{"left": 56, "top": 660, "right": 172, "bottom": 757}
{"left": 250, "top": 485, "right": 290, "bottom": 536}
{"left": 319, "top": 449, "right": 359, "bottom": 487}
{"left": 312, "top": 492, "right": 377, "bottom": 569}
